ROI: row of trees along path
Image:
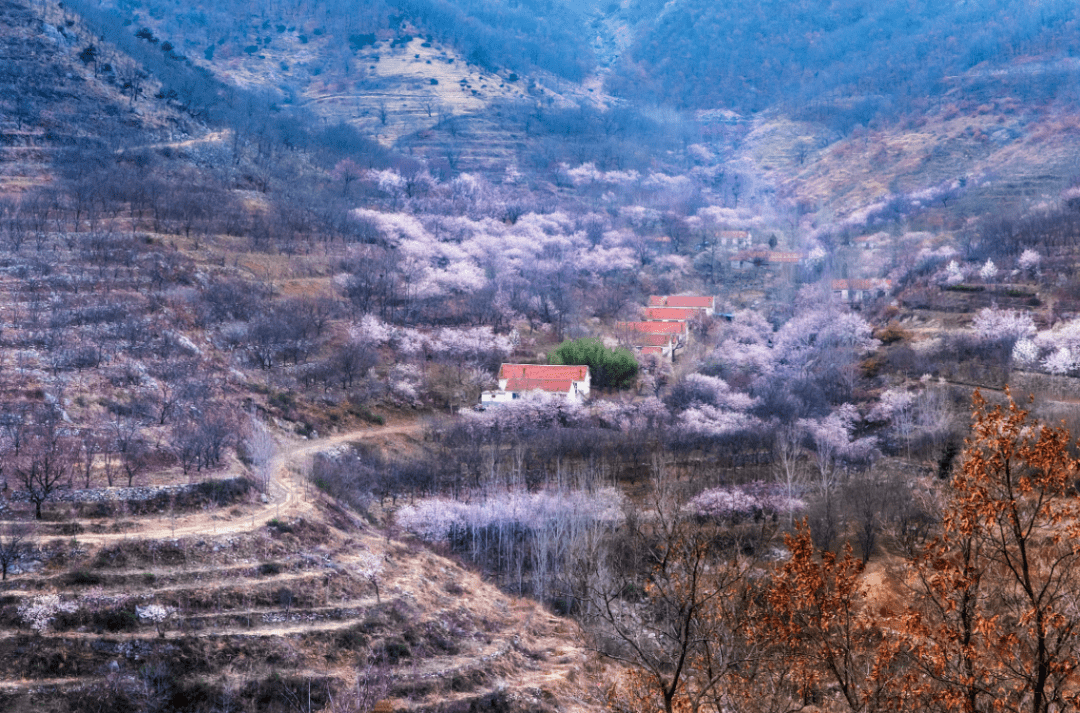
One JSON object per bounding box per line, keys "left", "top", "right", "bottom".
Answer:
{"left": 1, "top": 421, "right": 421, "bottom": 545}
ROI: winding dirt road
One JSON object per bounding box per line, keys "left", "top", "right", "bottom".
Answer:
{"left": 26, "top": 421, "right": 423, "bottom": 545}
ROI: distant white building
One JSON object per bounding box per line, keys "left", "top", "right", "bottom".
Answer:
{"left": 832, "top": 278, "right": 892, "bottom": 303}
{"left": 481, "top": 364, "right": 591, "bottom": 404}
{"left": 647, "top": 295, "right": 716, "bottom": 316}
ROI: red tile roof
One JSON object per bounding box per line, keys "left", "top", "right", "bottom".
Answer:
{"left": 504, "top": 378, "right": 576, "bottom": 393}
{"left": 618, "top": 321, "right": 688, "bottom": 335}
{"left": 640, "top": 346, "right": 666, "bottom": 355}
{"left": 499, "top": 364, "right": 588, "bottom": 381}
{"left": 648, "top": 295, "right": 715, "bottom": 308}
{"left": 628, "top": 333, "right": 676, "bottom": 347}
{"left": 644, "top": 307, "right": 697, "bottom": 321}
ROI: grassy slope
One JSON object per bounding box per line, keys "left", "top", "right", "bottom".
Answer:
{"left": 742, "top": 100, "right": 1080, "bottom": 226}
{"left": 0, "top": 474, "right": 601, "bottom": 713}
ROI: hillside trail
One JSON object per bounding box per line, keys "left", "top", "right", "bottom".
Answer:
{"left": 67, "top": 420, "right": 423, "bottom": 546}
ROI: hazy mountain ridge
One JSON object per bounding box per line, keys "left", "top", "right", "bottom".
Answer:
{"left": 71, "top": 0, "right": 1080, "bottom": 224}
{"left": 610, "top": 0, "right": 1080, "bottom": 113}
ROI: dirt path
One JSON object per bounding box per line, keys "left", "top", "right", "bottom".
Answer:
{"left": 43, "top": 421, "right": 422, "bottom": 546}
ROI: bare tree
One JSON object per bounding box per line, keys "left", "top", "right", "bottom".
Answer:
{"left": 580, "top": 462, "right": 766, "bottom": 713}
{"left": 110, "top": 413, "right": 151, "bottom": 487}
{"left": 326, "top": 657, "right": 392, "bottom": 713}
{"left": 76, "top": 427, "right": 105, "bottom": 489}
{"left": 773, "top": 424, "right": 804, "bottom": 527}
{"left": 14, "top": 421, "right": 74, "bottom": 520}
{"left": 0, "top": 523, "right": 32, "bottom": 580}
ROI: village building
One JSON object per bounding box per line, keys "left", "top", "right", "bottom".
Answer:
{"left": 481, "top": 364, "right": 591, "bottom": 405}
{"left": 617, "top": 320, "right": 689, "bottom": 338}
{"left": 717, "top": 230, "right": 753, "bottom": 249}
{"left": 646, "top": 295, "right": 716, "bottom": 316}
{"left": 831, "top": 278, "right": 892, "bottom": 304}
{"left": 616, "top": 320, "right": 689, "bottom": 361}
{"left": 644, "top": 307, "right": 700, "bottom": 321}
{"left": 632, "top": 333, "right": 681, "bottom": 360}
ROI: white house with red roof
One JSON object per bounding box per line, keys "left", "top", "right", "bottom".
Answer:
{"left": 831, "top": 278, "right": 892, "bottom": 303}
{"left": 647, "top": 295, "right": 716, "bottom": 316}
{"left": 481, "top": 364, "right": 592, "bottom": 404}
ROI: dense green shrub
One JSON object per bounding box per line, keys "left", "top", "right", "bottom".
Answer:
{"left": 549, "top": 338, "right": 638, "bottom": 390}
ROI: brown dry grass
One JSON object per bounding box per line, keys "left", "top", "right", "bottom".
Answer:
{"left": 745, "top": 103, "right": 1080, "bottom": 227}
{"left": 0, "top": 421, "right": 606, "bottom": 712}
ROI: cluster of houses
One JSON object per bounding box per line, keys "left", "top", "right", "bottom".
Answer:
{"left": 479, "top": 295, "right": 717, "bottom": 406}
{"left": 615, "top": 295, "right": 717, "bottom": 361}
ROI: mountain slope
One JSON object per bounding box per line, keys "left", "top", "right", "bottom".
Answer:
{"left": 609, "top": 0, "right": 1080, "bottom": 113}
{"left": 0, "top": 424, "right": 602, "bottom": 713}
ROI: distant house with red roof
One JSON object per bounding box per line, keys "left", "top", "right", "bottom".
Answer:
{"left": 481, "top": 364, "right": 591, "bottom": 405}
{"left": 632, "top": 333, "right": 681, "bottom": 359}
{"left": 616, "top": 321, "right": 688, "bottom": 360}
{"left": 647, "top": 295, "right": 716, "bottom": 315}
{"left": 729, "top": 249, "right": 803, "bottom": 271}
{"left": 831, "top": 278, "right": 892, "bottom": 303}
{"left": 644, "top": 307, "right": 700, "bottom": 321}
{"left": 617, "top": 321, "right": 688, "bottom": 337}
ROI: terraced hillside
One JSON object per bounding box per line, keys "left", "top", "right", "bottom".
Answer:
{"left": 0, "top": 424, "right": 600, "bottom": 713}
{"left": 0, "top": 0, "right": 188, "bottom": 197}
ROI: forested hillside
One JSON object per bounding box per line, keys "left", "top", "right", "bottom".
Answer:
{"left": 610, "top": 0, "right": 1080, "bottom": 115}
{"left": 85, "top": 0, "right": 595, "bottom": 85}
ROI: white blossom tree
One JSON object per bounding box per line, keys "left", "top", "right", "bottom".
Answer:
{"left": 356, "top": 551, "right": 385, "bottom": 604}
{"left": 137, "top": 603, "right": 175, "bottom": 637}
{"left": 1018, "top": 248, "right": 1041, "bottom": 275}
{"left": 798, "top": 404, "right": 875, "bottom": 493}
{"left": 943, "top": 259, "right": 964, "bottom": 286}
{"left": 1042, "top": 347, "right": 1076, "bottom": 376}
{"left": 1013, "top": 338, "right": 1040, "bottom": 367}
{"left": 19, "top": 594, "right": 78, "bottom": 633}
{"left": 972, "top": 306, "right": 1036, "bottom": 343}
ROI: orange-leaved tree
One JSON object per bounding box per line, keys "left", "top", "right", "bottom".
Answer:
{"left": 901, "top": 391, "right": 1080, "bottom": 713}
{"left": 756, "top": 522, "right": 903, "bottom": 713}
